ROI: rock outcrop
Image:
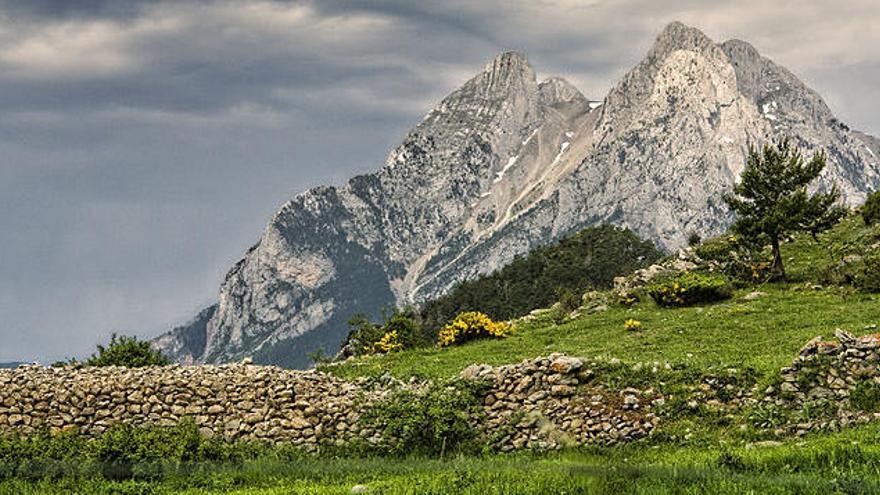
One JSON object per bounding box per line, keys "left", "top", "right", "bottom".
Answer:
{"left": 156, "top": 22, "right": 880, "bottom": 367}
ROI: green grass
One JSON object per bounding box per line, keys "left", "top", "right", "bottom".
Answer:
{"left": 328, "top": 285, "right": 880, "bottom": 382}
{"left": 326, "top": 216, "right": 880, "bottom": 383}
{"left": 7, "top": 426, "right": 880, "bottom": 493}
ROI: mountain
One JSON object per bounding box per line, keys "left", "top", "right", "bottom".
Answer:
{"left": 0, "top": 362, "right": 24, "bottom": 369}
{"left": 154, "top": 22, "right": 880, "bottom": 368}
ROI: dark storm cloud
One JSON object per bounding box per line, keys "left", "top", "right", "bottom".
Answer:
{"left": 1, "top": 0, "right": 878, "bottom": 362}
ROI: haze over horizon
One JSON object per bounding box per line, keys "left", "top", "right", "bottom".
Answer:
{"left": 2, "top": 0, "right": 879, "bottom": 363}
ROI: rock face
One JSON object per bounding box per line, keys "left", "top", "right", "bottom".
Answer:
{"left": 155, "top": 22, "right": 880, "bottom": 368}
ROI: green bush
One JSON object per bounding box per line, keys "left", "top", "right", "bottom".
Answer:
{"left": 362, "top": 380, "right": 487, "bottom": 456}
{"left": 340, "top": 309, "right": 430, "bottom": 358}
{"left": 71, "top": 334, "right": 170, "bottom": 368}
{"left": 854, "top": 253, "right": 880, "bottom": 293}
{"left": 747, "top": 403, "right": 789, "bottom": 430}
{"left": 863, "top": 191, "right": 880, "bottom": 226}
{"left": 850, "top": 381, "right": 880, "bottom": 412}
{"left": 648, "top": 272, "right": 733, "bottom": 308}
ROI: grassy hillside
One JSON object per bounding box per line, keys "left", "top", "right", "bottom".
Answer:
{"left": 327, "top": 215, "right": 880, "bottom": 383}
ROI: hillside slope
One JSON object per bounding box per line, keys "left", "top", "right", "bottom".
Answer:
{"left": 327, "top": 215, "right": 880, "bottom": 381}
{"left": 156, "top": 22, "right": 880, "bottom": 368}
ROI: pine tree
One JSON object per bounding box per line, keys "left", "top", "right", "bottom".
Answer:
{"left": 723, "top": 139, "right": 846, "bottom": 281}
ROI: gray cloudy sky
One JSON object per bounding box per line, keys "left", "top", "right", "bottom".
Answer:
{"left": 1, "top": 0, "right": 878, "bottom": 362}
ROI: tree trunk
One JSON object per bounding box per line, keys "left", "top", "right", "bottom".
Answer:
{"left": 771, "top": 236, "right": 787, "bottom": 281}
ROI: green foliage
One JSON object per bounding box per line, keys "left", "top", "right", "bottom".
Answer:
{"left": 79, "top": 334, "right": 170, "bottom": 368}
{"left": 419, "top": 225, "right": 661, "bottom": 334}
{"left": 724, "top": 139, "right": 846, "bottom": 280}
{"left": 863, "top": 191, "right": 880, "bottom": 226}
{"left": 648, "top": 272, "right": 733, "bottom": 308}
{"left": 854, "top": 253, "right": 880, "bottom": 293}
{"left": 715, "top": 450, "right": 747, "bottom": 472}
{"left": 695, "top": 235, "right": 773, "bottom": 283}
{"left": 747, "top": 403, "right": 789, "bottom": 430}
{"left": 849, "top": 381, "right": 880, "bottom": 412}
{"left": 362, "top": 380, "right": 487, "bottom": 456}
{"left": 340, "top": 308, "right": 430, "bottom": 358}
{"left": 0, "top": 421, "right": 269, "bottom": 482}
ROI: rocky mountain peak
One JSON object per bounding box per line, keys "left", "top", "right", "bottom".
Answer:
{"left": 476, "top": 51, "right": 536, "bottom": 95}
{"left": 537, "top": 76, "right": 588, "bottom": 108}
{"left": 650, "top": 21, "right": 718, "bottom": 60}
{"left": 155, "top": 23, "right": 880, "bottom": 370}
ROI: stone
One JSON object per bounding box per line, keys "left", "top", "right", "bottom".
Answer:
{"left": 741, "top": 291, "right": 766, "bottom": 301}
{"left": 550, "top": 357, "right": 583, "bottom": 374}
{"left": 551, "top": 385, "right": 575, "bottom": 397}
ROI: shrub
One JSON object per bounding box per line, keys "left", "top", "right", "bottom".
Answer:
{"left": 863, "top": 191, "right": 880, "bottom": 226}
{"left": 648, "top": 272, "right": 733, "bottom": 308}
{"left": 687, "top": 231, "right": 702, "bottom": 247}
{"left": 82, "top": 334, "right": 169, "bottom": 367}
{"left": 850, "top": 381, "right": 880, "bottom": 412}
{"left": 340, "top": 309, "right": 428, "bottom": 358}
{"left": 372, "top": 330, "right": 403, "bottom": 354}
{"left": 854, "top": 253, "right": 880, "bottom": 293}
{"left": 747, "top": 402, "right": 789, "bottom": 430}
{"left": 362, "top": 380, "right": 486, "bottom": 456}
{"left": 437, "top": 312, "right": 511, "bottom": 347}
{"left": 695, "top": 235, "right": 740, "bottom": 262}
{"left": 556, "top": 288, "right": 582, "bottom": 314}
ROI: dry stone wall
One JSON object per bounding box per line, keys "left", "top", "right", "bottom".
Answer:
{"left": 462, "top": 354, "right": 659, "bottom": 451}
{"left": 0, "top": 355, "right": 658, "bottom": 452}
{"left": 767, "top": 329, "right": 880, "bottom": 434}
{"left": 0, "top": 362, "right": 414, "bottom": 451}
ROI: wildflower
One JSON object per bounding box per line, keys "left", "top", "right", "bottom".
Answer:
{"left": 624, "top": 319, "right": 643, "bottom": 332}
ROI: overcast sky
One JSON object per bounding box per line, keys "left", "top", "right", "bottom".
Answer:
{"left": 1, "top": 0, "right": 878, "bottom": 362}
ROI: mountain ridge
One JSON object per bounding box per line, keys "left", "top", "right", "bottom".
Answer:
{"left": 154, "top": 22, "right": 880, "bottom": 368}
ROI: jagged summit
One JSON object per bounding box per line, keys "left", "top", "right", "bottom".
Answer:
{"left": 155, "top": 23, "right": 880, "bottom": 369}
{"left": 537, "top": 76, "right": 588, "bottom": 108}
{"left": 474, "top": 51, "right": 536, "bottom": 96}
{"left": 650, "top": 21, "right": 718, "bottom": 59}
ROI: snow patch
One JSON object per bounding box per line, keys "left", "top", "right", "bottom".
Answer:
{"left": 719, "top": 136, "right": 734, "bottom": 145}
{"left": 588, "top": 101, "right": 603, "bottom": 110}
{"left": 551, "top": 142, "right": 570, "bottom": 166}
{"left": 865, "top": 145, "right": 876, "bottom": 158}
{"left": 521, "top": 129, "right": 538, "bottom": 145}
{"left": 479, "top": 192, "right": 491, "bottom": 198}
{"left": 565, "top": 131, "right": 574, "bottom": 138}
{"left": 761, "top": 101, "right": 779, "bottom": 121}
{"left": 494, "top": 155, "right": 519, "bottom": 183}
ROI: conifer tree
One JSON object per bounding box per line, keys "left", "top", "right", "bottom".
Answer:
{"left": 724, "top": 139, "right": 846, "bottom": 280}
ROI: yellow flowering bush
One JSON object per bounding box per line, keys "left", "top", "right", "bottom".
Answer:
{"left": 368, "top": 330, "right": 404, "bottom": 354}
{"left": 624, "top": 319, "right": 642, "bottom": 332}
{"left": 750, "top": 261, "right": 772, "bottom": 281}
{"left": 438, "top": 311, "right": 511, "bottom": 347}
{"left": 648, "top": 272, "right": 732, "bottom": 308}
